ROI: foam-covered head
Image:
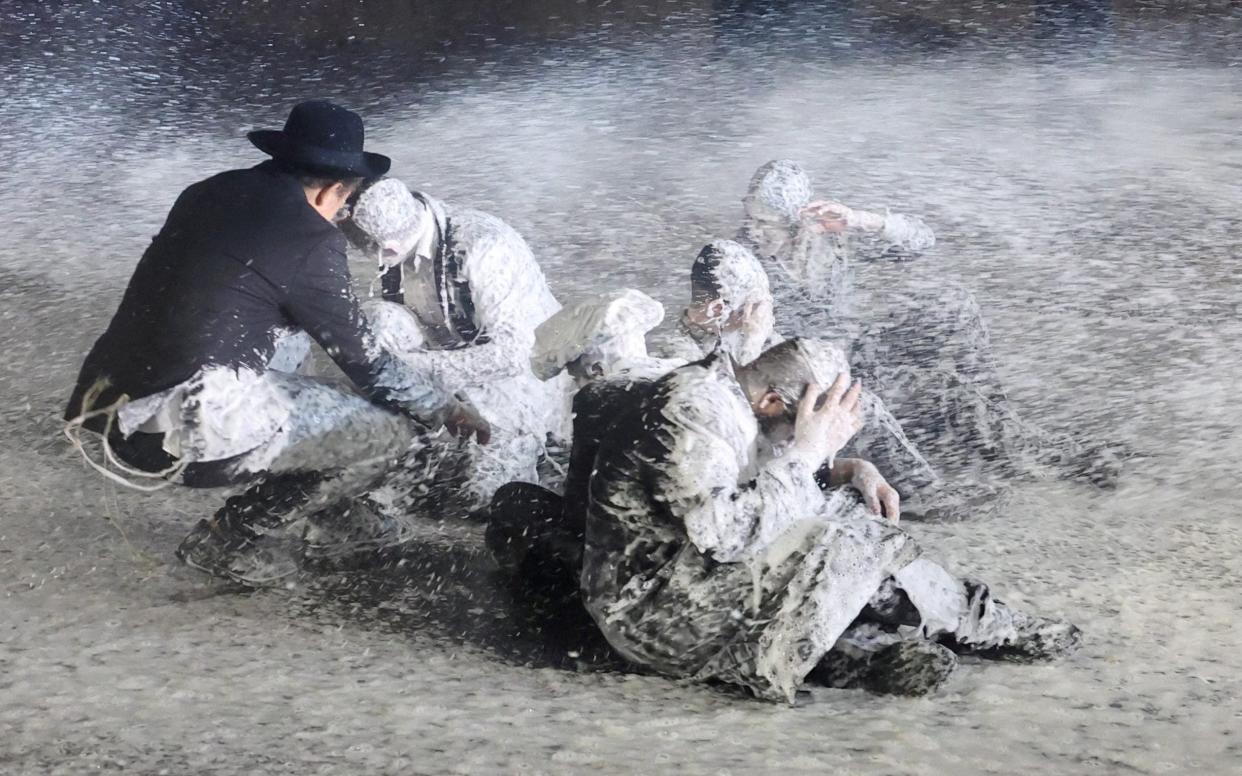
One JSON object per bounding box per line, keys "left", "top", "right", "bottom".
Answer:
{"left": 737, "top": 337, "right": 850, "bottom": 416}
{"left": 531, "top": 289, "right": 666, "bottom": 381}
{"left": 347, "top": 178, "right": 426, "bottom": 266}
{"left": 690, "top": 239, "right": 771, "bottom": 318}
{"left": 743, "top": 159, "right": 815, "bottom": 225}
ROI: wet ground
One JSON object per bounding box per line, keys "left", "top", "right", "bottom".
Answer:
{"left": 2, "top": 2, "right": 1241, "bottom": 774}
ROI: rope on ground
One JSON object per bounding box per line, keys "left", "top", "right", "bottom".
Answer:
{"left": 62, "top": 379, "right": 188, "bottom": 492}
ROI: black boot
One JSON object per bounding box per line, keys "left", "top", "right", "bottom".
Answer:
{"left": 812, "top": 637, "right": 958, "bottom": 697}
{"left": 301, "top": 497, "right": 415, "bottom": 564}
{"left": 941, "top": 580, "right": 1084, "bottom": 662}
{"left": 862, "top": 640, "right": 958, "bottom": 696}
{"left": 175, "top": 472, "right": 320, "bottom": 587}
{"left": 483, "top": 482, "right": 582, "bottom": 598}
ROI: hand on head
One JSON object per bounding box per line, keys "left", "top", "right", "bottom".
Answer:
{"left": 792, "top": 373, "right": 863, "bottom": 463}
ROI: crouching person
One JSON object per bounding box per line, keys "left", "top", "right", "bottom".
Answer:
{"left": 63, "top": 101, "right": 487, "bottom": 587}
{"left": 341, "top": 179, "right": 564, "bottom": 514}
{"left": 484, "top": 288, "right": 679, "bottom": 603}
{"left": 580, "top": 339, "right": 1081, "bottom": 701}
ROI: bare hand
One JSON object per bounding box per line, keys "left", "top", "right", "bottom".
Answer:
{"left": 848, "top": 459, "right": 901, "bottom": 523}
{"left": 444, "top": 396, "right": 491, "bottom": 445}
{"left": 792, "top": 374, "right": 863, "bottom": 464}
{"left": 800, "top": 200, "right": 851, "bottom": 234}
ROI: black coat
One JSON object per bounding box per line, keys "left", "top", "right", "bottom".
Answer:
{"left": 65, "top": 162, "right": 394, "bottom": 423}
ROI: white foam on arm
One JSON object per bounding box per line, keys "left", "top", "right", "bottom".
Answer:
{"left": 397, "top": 212, "right": 556, "bottom": 389}
{"left": 880, "top": 211, "right": 936, "bottom": 252}
{"left": 656, "top": 389, "right": 826, "bottom": 564}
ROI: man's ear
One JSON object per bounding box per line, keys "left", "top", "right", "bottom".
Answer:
{"left": 754, "top": 390, "right": 786, "bottom": 417}
{"left": 707, "top": 299, "right": 726, "bottom": 320}
{"left": 319, "top": 183, "right": 348, "bottom": 207}
{"left": 310, "top": 184, "right": 328, "bottom": 208}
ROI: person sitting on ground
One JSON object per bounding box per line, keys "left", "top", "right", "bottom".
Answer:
{"left": 485, "top": 288, "right": 683, "bottom": 595}
{"left": 653, "top": 239, "right": 950, "bottom": 514}
{"left": 580, "top": 338, "right": 1081, "bottom": 700}
{"left": 737, "top": 159, "right": 1123, "bottom": 487}
{"left": 340, "top": 178, "right": 565, "bottom": 514}
{"left": 63, "top": 101, "right": 488, "bottom": 587}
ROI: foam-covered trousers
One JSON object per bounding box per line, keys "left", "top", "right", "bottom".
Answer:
{"left": 108, "top": 373, "right": 415, "bottom": 537}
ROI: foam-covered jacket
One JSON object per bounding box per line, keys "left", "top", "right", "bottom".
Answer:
{"left": 581, "top": 353, "right": 920, "bottom": 702}
{"left": 364, "top": 196, "right": 566, "bottom": 499}
{"left": 64, "top": 162, "right": 443, "bottom": 463}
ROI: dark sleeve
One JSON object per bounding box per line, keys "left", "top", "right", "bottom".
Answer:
{"left": 281, "top": 237, "right": 393, "bottom": 403}
{"left": 380, "top": 264, "right": 404, "bottom": 304}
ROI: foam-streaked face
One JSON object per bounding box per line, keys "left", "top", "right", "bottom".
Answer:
{"left": 376, "top": 235, "right": 417, "bottom": 269}
{"left": 742, "top": 192, "right": 783, "bottom": 225}
{"left": 685, "top": 298, "right": 726, "bottom": 328}
{"left": 752, "top": 387, "right": 799, "bottom": 446}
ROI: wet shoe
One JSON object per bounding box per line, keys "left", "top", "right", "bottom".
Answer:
{"left": 175, "top": 518, "right": 299, "bottom": 587}
{"left": 812, "top": 633, "right": 957, "bottom": 697}
{"left": 301, "top": 498, "right": 415, "bottom": 562}
{"left": 970, "top": 612, "right": 1083, "bottom": 662}
{"left": 861, "top": 639, "right": 958, "bottom": 696}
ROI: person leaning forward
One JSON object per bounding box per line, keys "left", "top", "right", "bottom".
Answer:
{"left": 63, "top": 100, "right": 489, "bottom": 587}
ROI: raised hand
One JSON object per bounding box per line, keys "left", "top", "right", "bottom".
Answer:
{"left": 792, "top": 373, "right": 864, "bottom": 464}
{"left": 800, "top": 200, "right": 852, "bottom": 234}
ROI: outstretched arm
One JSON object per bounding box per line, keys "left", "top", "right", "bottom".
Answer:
{"left": 283, "top": 239, "right": 463, "bottom": 432}
{"left": 802, "top": 200, "right": 935, "bottom": 256}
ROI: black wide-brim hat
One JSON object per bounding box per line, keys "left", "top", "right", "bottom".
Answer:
{"left": 248, "top": 99, "right": 391, "bottom": 179}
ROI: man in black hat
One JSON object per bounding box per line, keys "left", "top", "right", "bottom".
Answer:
{"left": 64, "top": 100, "right": 488, "bottom": 586}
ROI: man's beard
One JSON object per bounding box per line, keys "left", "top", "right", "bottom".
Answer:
{"left": 680, "top": 310, "right": 718, "bottom": 346}
{"left": 756, "top": 413, "right": 796, "bottom": 446}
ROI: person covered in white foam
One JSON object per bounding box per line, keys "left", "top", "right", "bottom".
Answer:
{"left": 580, "top": 337, "right": 1081, "bottom": 702}
{"left": 511, "top": 243, "right": 942, "bottom": 516}
{"left": 738, "top": 159, "right": 934, "bottom": 312}
{"left": 650, "top": 239, "right": 779, "bottom": 366}
{"left": 650, "top": 239, "right": 948, "bottom": 515}
{"left": 340, "top": 178, "right": 565, "bottom": 512}
{"left": 736, "top": 159, "right": 1124, "bottom": 487}
{"left": 531, "top": 288, "right": 680, "bottom": 389}
{"left": 483, "top": 288, "right": 677, "bottom": 586}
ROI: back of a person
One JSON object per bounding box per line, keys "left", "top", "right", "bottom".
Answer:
{"left": 580, "top": 359, "right": 751, "bottom": 611}
{"left": 448, "top": 205, "right": 560, "bottom": 332}
{"left": 444, "top": 204, "right": 564, "bottom": 433}
{"left": 581, "top": 375, "right": 676, "bottom": 579}
{"left": 581, "top": 356, "right": 783, "bottom": 675}
{"left": 67, "top": 163, "right": 335, "bottom": 416}
{"left": 563, "top": 374, "right": 661, "bottom": 526}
